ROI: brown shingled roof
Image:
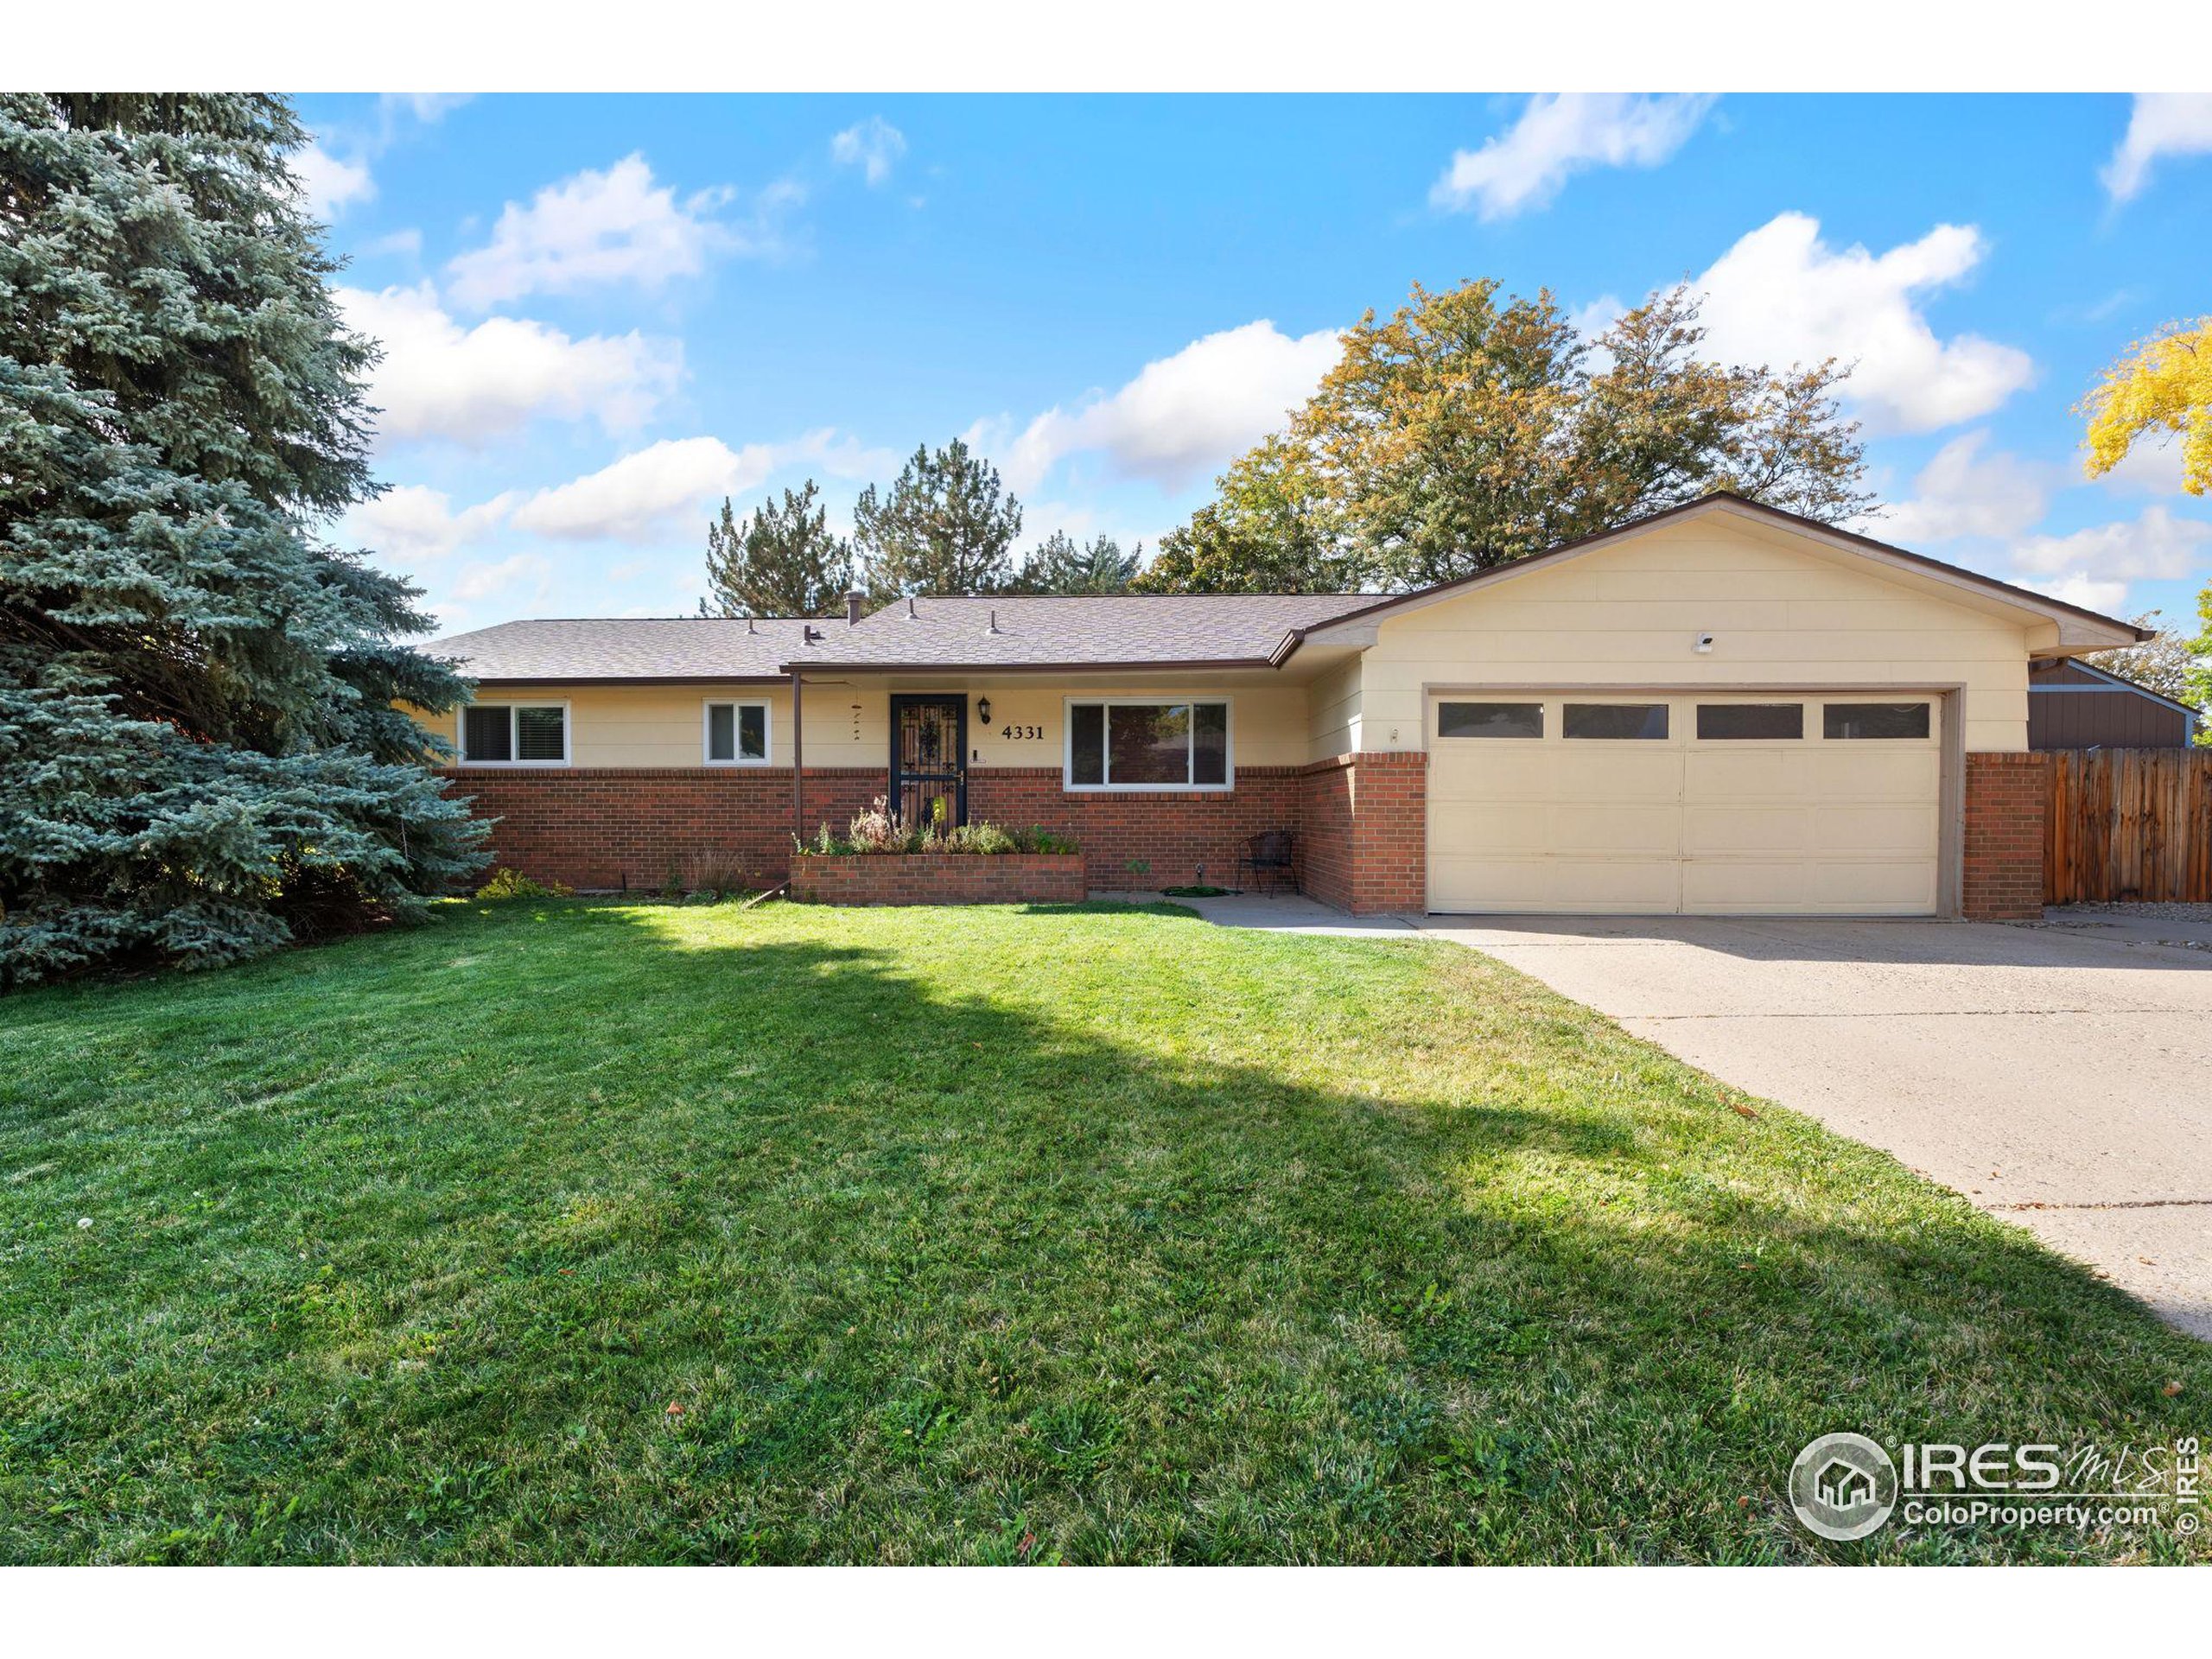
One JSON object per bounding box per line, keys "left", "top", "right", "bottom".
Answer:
{"left": 791, "top": 593, "right": 1378, "bottom": 671}
{"left": 428, "top": 594, "right": 1379, "bottom": 682}
{"left": 427, "top": 616, "right": 820, "bottom": 683}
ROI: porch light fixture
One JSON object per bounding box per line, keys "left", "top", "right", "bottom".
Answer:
{"left": 977, "top": 696, "right": 992, "bottom": 723}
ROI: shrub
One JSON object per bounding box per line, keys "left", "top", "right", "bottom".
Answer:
{"left": 475, "top": 868, "right": 573, "bottom": 900}
{"left": 1015, "top": 827, "right": 1080, "bottom": 855}
{"left": 790, "top": 805, "right": 1079, "bottom": 858}
{"left": 944, "top": 822, "right": 1017, "bottom": 855}
{"left": 683, "top": 849, "right": 755, "bottom": 899}
{"left": 847, "top": 797, "right": 907, "bottom": 854}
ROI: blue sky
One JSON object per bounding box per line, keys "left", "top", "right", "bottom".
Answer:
{"left": 291, "top": 92, "right": 2212, "bottom": 638}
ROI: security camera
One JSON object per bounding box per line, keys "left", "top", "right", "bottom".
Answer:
{"left": 1695, "top": 632, "right": 1715, "bottom": 653}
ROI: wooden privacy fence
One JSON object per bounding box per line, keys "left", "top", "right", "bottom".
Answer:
{"left": 2045, "top": 748, "right": 2212, "bottom": 903}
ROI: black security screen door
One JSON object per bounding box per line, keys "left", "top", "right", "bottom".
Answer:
{"left": 890, "top": 695, "right": 967, "bottom": 830}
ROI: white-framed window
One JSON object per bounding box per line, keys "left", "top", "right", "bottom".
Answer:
{"left": 702, "top": 699, "right": 772, "bottom": 765}
{"left": 459, "top": 701, "right": 569, "bottom": 766}
{"left": 1064, "top": 697, "right": 1232, "bottom": 791}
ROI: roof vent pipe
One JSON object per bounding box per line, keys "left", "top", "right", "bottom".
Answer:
{"left": 987, "top": 608, "right": 1001, "bottom": 635}
{"left": 747, "top": 616, "right": 755, "bottom": 634}
{"left": 845, "top": 588, "right": 865, "bottom": 626}
{"left": 905, "top": 596, "right": 917, "bottom": 620}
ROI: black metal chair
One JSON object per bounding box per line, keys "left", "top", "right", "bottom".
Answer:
{"left": 1237, "top": 830, "right": 1297, "bottom": 895}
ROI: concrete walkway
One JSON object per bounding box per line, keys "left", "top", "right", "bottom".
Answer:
{"left": 1180, "top": 893, "right": 2212, "bottom": 1340}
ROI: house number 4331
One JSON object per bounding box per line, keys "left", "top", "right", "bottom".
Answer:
{"left": 999, "top": 723, "right": 1044, "bottom": 741}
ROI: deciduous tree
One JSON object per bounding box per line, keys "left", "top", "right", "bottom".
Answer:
{"left": 1141, "top": 281, "right": 1870, "bottom": 594}
{"left": 1134, "top": 436, "right": 1360, "bottom": 594}
{"left": 2082, "top": 318, "right": 2211, "bottom": 497}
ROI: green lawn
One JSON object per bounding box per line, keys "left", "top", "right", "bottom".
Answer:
{"left": 3, "top": 898, "right": 2204, "bottom": 1564}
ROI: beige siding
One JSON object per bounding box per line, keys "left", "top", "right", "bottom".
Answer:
{"left": 420, "top": 684, "right": 790, "bottom": 769}
{"left": 1306, "top": 656, "right": 1363, "bottom": 760}
{"left": 1356, "top": 515, "right": 2037, "bottom": 753}
{"left": 420, "top": 678, "right": 1311, "bottom": 773}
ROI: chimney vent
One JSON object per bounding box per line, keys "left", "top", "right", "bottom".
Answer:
{"left": 844, "top": 588, "right": 865, "bottom": 626}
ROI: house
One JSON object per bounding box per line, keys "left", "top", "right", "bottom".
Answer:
{"left": 1815, "top": 1459, "right": 1876, "bottom": 1511}
{"left": 418, "top": 493, "right": 2145, "bottom": 920}
{"left": 2028, "top": 658, "right": 2201, "bottom": 749}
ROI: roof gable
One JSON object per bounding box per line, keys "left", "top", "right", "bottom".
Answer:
{"left": 1296, "top": 494, "right": 2147, "bottom": 656}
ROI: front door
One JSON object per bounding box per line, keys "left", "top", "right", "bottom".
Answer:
{"left": 890, "top": 695, "right": 968, "bottom": 831}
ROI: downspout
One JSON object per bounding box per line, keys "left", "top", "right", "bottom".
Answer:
{"left": 791, "top": 668, "right": 804, "bottom": 844}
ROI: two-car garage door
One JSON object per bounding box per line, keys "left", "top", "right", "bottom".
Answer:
{"left": 1426, "top": 692, "right": 1943, "bottom": 915}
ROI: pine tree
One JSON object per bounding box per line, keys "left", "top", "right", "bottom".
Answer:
{"left": 1018, "top": 530, "right": 1141, "bottom": 594}
{"left": 0, "top": 93, "right": 484, "bottom": 986}
{"left": 701, "top": 480, "right": 853, "bottom": 617}
{"left": 852, "top": 439, "right": 1022, "bottom": 598}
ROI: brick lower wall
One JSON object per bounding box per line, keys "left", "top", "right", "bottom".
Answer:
{"left": 1962, "top": 751, "right": 2049, "bottom": 920}
{"left": 789, "top": 853, "right": 1086, "bottom": 906}
{"left": 442, "top": 764, "right": 1306, "bottom": 895}
{"left": 967, "top": 767, "right": 1303, "bottom": 892}
{"left": 439, "top": 766, "right": 885, "bottom": 893}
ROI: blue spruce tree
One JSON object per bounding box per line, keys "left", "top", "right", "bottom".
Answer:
{"left": 0, "top": 94, "right": 485, "bottom": 985}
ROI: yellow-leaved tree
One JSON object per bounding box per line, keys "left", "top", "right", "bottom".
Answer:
{"left": 2082, "top": 318, "right": 2212, "bottom": 495}
{"left": 2080, "top": 320, "right": 2212, "bottom": 734}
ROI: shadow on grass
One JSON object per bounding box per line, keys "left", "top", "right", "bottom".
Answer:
{"left": 1, "top": 897, "right": 2206, "bottom": 1566}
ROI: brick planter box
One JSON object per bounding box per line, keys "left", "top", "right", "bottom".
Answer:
{"left": 788, "top": 852, "right": 1087, "bottom": 906}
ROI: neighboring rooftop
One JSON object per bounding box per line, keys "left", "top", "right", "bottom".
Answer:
{"left": 428, "top": 593, "right": 1381, "bottom": 682}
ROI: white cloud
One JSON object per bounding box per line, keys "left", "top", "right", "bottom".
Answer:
{"left": 2017, "top": 571, "right": 2133, "bottom": 615}
{"left": 294, "top": 142, "right": 375, "bottom": 219}
{"left": 2005, "top": 505, "right": 2212, "bottom": 615}
{"left": 361, "top": 227, "right": 424, "bottom": 260}
{"left": 345, "top": 484, "right": 519, "bottom": 566}
{"left": 379, "top": 93, "right": 470, "bottom": 130}
{"left": 831, "top": 117, "right": 907, "bottom": 185}
{"left": 449, "top": 552, "right": 551, "bottom": 603}
{"left": 989, "top": 321, "right": 1343, "bottom": 494}
{"left": 2010, "top": 505, "right": 2212, "bottom": 582}
{"left": 1875, "top": 431, "right": 2052, "bottom": 544}
{"left": 509, "top": 430, "right": 885, "bottom": 543}
{"left": 1692, "top": 213, "right": 2034, "bottom": 433}
{"left": 445, "top": 154, "right": 793, "bottom": 308}
{"left": 338, "top": 283, "right": 682, "bottom": 446}
{"left": 1430, "top": 94, "right": 1714, "bottom": 219}
{"left": 2102, "top": 94, "right": 2212, "bottom": 202}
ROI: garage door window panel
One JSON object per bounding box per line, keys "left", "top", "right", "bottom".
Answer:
{"left": 1564, "top": 702, "right": 1669, "bottom": 741}
{"left": 1824, "top": 702, "right": 1931, "bottom": 741}
{"left": 1696, "top": 703, "right": 1803, "bottom": 741}
{"left": 1439, "top": 702, "right": 1544, "bottom": 739}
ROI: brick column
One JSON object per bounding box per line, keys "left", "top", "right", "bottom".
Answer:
{"left": 1300, "top": 751, "right": 1427, "bottom": 915}
{"left": 1961, "top": 751, "right": 2048, "bottom": 920}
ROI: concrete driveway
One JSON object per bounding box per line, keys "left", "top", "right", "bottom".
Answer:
{"left": 1414, "top": 911, "right": 2212, "bottom": 1339}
